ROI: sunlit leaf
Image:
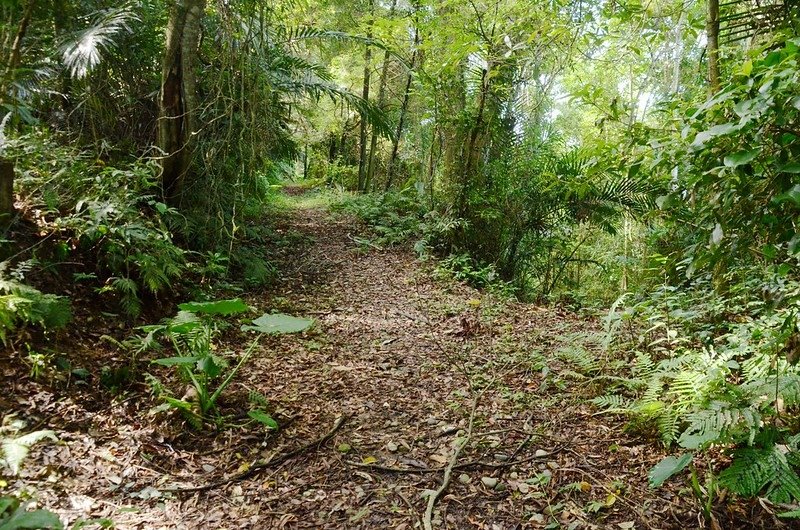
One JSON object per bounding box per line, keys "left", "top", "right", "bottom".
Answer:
{"left": 248, "top": 410, "right": 279, "bottom": 429}
{"left": 648, "top": 453, "right": 692, "bottom": 488}
{"left": 723, "top": 149, "right": 758, "bottom": 168}
{"left": 1, "top": 430, "right": 58, "bottom": 475}
{"left": 178, "top": 298, "right": 250, "bottom": 316}
{"left": 241, "top": 313, "right": 313, "bottom": 334}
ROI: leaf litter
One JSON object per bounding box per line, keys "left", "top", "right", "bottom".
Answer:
{"left": 0, "top": 202, "right": 787, "bottom": 529}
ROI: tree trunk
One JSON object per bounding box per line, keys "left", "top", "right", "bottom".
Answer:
{"left": 671, "top": 9, "right": 687, "bottom": 94}
{"left": 706, "top": 0, "right": 721, "bottom": 93}
{"left": 365, "top": 0, "right": 398, "bottom": 192}
{"left": 0, "top": 157, "right": 15, "bottom": 224}
{"left": 357, "top": 0, "right": 375, "bottom": 192}
{"left": 386, "top": 26, "right": 419, "bottom": 191}
{"left": 1, "top": 0, "right": 35, "bottom": 99}
{"left": 457, "top": 66, "right": 489, "bottom": 218}
{"left": 158, "top": 0, "right": 205, "bottom": 206}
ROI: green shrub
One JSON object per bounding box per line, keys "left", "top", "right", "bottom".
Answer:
{"left": 0, "top": 266, "right": 71, "bottom": 345}
{"left": 7, "top": 133, "right": 190, "bottom": 317}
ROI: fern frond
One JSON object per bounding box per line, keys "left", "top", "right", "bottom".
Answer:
{"left": 556, "top": 346, "right": 600, "bottom": 374}
{"left": 111, "top": 277, "right": 141, "bottom": 318}
{"left": 248, "top": 390, "right": 270, "bottom": 408}
{"left": 589, "top": 394, "right": 632, "bottom": 413}
{"left": 678, "top": 403, "right": 761, "bottom": 450}
{"left": 720, "top": 445, "right": 800, "bottom": 503}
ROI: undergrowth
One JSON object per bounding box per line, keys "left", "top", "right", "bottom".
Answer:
{"left": 587, "top": 270, "right": 800, "bottom": 513}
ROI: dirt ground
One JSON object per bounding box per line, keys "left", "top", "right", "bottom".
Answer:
{"left": 2, "top": 201, "right": 790, "bottom": 529}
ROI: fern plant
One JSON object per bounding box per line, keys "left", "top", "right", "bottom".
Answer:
{"left": 718, "top": 431, "right": 800, "bottom": 504}
{"left": 144, "top": 299, "right": 312, "bottom": 429}
{"left": 0, "top": 266, "right": 71, "bottom": 345}
{"left": 596, "top": 277, "right": 800, "bottom": 504}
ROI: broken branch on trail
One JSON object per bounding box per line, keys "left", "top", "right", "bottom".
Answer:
{"left": 165, "top": 414, "right": 350, "bottom": 493}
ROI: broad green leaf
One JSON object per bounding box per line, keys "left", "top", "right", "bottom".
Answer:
{"left": 775, "top": 185, "right": 800, "bottom": 207}
{"left": 178, "top": 298, "right": 250, "bottom": 316}
{"left": 648, "top": 453, "right": 692, "bottom": 488}
{"left": 0, "top": 496, "right": 17, "bottom": 516}
{"left": 723, "top": 149, "right": 758, "bottom": 168}
{"left": 241, "top": 313, "right": 313, "bottom": 334}
{"left": 151, "top": 356, "right": 200, "bottom": 366}
{"left": 1, "top": 431, "right": 58, "bottom": 475}
{"left": 248, "top": 410, "right": 279, "bottom": 429}
{"left": 163, "top": 397, "right": 194, "bottom": 411}
{"left": 166, "top": 312, "right": 202, "bottom": 334}
{"left": 1, "top": 507, "right": 63, "bottom": 529}
{"left": 691, "top": 123, "right": 738, "bottom": 148}
{"left": 779, "top": 163, "right": 800, "bottom": 174}
{"left": 740, "top": 60, "right": 753, "bottom": 76}
{"left": 198, "top": 355, "right": 223, "bottom": 378}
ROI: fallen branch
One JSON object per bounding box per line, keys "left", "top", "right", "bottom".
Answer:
{"left": 422, "top": 397, "right": 478, "bottom": 530}
{"left": 165, "top": 414, "right": 349, "bottom": 493}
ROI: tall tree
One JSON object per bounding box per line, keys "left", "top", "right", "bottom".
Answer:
{"left": 356, "top": 0, "right": 375, "bottom": 192}
{"left": 365, "top": 0, "right": 397, "bottom": 192}
{"left": 385, "top": 24, "right": 418, "bottom": 191}
{"left": 158, "top": 0, "right": 205, "bottom": 205}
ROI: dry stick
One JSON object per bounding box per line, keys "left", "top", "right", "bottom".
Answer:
{"left": 409, "top": 276, "right": 513, "bottom": 529}
{"left": 165, "top": 414, "right": 349, "bottom": 493}
{"left": 422, "top": 395, "right": 478, "bottom": 530}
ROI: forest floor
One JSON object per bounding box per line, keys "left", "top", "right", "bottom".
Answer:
{"left": 2, "top": 193, "right": 786, "bottom": 529}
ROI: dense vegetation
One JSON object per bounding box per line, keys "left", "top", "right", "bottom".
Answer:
{"left": 1, "top": 0, "right": 800, "bottom": 527}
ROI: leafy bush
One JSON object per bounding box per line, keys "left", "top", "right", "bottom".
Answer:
{"left": 332, "top": 190, "right": 427, "bottom": 247}
{"left": 651, "top": 37, "right": 800, "bottom": 283}
{"left": 0, "top": 265, "right": 71, "bottom": 345}
{"left": 6, "top": 133, "right": 191, "bottom": 317}
{"left": 595, "top": 272, "right": 800, "bottom": 504}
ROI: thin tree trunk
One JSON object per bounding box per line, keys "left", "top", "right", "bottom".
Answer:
{"left": 457, "top": 66, "right": 489, "bottom": 218}
{"left": 339, "top": 119, "right": 349, "bottom": 164}
{"left": 365, "top": 0, "right": 398, "bottom": 192}
{"left": 0, "top": 0, "right": 34, "bottom": 226}
{"left": 158, "top": 0, "right": 205, "bottom": 206}
{"left": 706, "top": 0, "right": 721, "bottom": 93}
{"left": 0, "top": 157, "right": 15, "bottom": 223}
{"left": 1, "top": 0, "right": 35, "bottom": 99}
{"left": 356, "top": 0, "right": 375, "bottom": 192}
{"left": 386, "top": 27, "right": 419, "bottom": 191}
{"left": 671, "top": 9, "right": 687, "bottom": 94}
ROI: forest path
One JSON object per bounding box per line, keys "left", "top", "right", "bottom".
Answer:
{"left": 170, "top": 200, "right": 683, "bottom": 530}
{"left": 11, "top": 198, "right": 692, "bottom": 529}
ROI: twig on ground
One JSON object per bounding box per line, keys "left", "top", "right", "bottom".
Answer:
{"left": 165, "top": 414, "right": 349, "bottom": 493}
{"left": 422, "top": 396, "right": 478, "bottom": 530}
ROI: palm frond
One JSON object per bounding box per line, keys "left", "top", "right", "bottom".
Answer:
{"left": 61, "top": 6, "right": 138, "bottom": 79}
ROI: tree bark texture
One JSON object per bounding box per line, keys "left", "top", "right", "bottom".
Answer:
{"left": 158, "top": 0, "right": 205, "bottom": 206}
{"left": 2, "top": 0, "right": 36, "bottom": 100}
{"left": 0, "top": 157, "right": 15, "bottom": 222}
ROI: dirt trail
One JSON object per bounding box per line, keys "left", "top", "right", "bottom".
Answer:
{"left": 6, "top": 203, "right": 768, "bottom": 529}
